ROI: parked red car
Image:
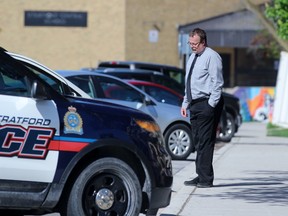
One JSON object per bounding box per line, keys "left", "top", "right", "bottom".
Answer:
{"left": 127, "top": 80, "right": 183, "bottom": 107}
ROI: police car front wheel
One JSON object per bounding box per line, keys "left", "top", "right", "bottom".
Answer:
{"left": 65, "top": 157, "right": 142, "bottom": 216}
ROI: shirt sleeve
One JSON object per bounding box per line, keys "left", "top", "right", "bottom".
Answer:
{"left": 208, "top": 52, "right": 224, "bottom": 107}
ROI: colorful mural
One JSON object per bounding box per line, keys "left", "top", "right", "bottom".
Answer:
{"left": 234, "top": 87, "right": 275, "bottom": 122}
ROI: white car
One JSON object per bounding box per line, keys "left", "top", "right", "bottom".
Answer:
{"left": 57, "top": 70, "right": 194, "bottom": 160}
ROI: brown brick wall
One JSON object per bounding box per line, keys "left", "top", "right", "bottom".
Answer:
{"left": 0, "top": 0, "right": 268, "bottom": 70}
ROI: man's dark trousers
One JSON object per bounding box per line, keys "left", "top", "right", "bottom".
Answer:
{"left": 189, "top": 96, "right": 224, "bottom": 184}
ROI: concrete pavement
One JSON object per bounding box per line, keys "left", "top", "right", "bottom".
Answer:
{"left": 33, "top": 122, "right": 288, "bottom": 216}
{"left": 157, "top": 122, "right": 288, "bottom": 216}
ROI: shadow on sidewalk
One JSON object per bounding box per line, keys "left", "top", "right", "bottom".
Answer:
{"left": 196, "top": 171, "right": 288, "bottom": 206}
{"left": 214, "top": 181, "right": 283, "bottom": 187}
{"left": 159, "top": 214, "right": 177, "bottom": 216}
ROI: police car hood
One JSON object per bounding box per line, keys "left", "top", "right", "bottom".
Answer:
{"left": 69, "top": 96, "right": 152, "bottom": 119}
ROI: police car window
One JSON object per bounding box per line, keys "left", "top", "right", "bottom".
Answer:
{"left": 96, "top": 76, "right": 143, "bottom": 102}
{"left": 22, "top": 63, "right": 65, "bottom": 94}
{"left": 0, "top": 71, "right": 29, "bottom": 97}
{"left": 0, "top": 57, "right": 31, "bottom": 97}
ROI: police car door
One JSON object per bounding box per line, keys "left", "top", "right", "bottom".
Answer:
{"left": 0, "top": 52, "right": 59, "bottom": 183}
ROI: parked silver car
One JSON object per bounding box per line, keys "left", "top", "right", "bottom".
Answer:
{"left": 56, "top": 70, "right": 193, "bottom": 160}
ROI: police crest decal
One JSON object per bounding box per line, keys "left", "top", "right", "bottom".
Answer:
{"left": 64, "top": 106, "right": 83, "bottom": 135}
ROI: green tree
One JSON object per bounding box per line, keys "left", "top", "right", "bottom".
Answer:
{"left": 265, "top": 0, "right": 288, "bottom": 40}
{"left": 243, "top": 0, "right": 288, "bottom": 51}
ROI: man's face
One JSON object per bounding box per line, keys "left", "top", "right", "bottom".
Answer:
{"left": 188, "top": 34, "right": 205, "bottom": 54}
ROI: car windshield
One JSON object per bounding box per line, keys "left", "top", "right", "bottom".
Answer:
{"left": 136, "top": 84, "right": 182, "bottom": 106}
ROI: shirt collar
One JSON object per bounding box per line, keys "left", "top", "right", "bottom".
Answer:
{"left": 196, "top": 47, "right": 206, "bottom": 57}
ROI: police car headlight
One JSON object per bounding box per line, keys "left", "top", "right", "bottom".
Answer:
{"left": 135, "top": 119, "right": 161, "bottom": 133}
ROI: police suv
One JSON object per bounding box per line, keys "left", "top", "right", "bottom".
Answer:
{"left": 0, "top": 48, "right": 172, "bottom": 216}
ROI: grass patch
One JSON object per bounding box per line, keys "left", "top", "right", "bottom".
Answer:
{"left": 267, "top": 122, "right": 288, "bottom": 137}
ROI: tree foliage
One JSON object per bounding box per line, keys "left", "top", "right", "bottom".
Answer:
{"left": 265, "top": 0, "right": 288, "bottom": 40}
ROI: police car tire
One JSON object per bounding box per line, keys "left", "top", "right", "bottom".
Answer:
{"left": 164, "top": 124, "right": 192, "bottom": 160}
{"left": 66, "top": 157, "right": 142, "bottom": 216}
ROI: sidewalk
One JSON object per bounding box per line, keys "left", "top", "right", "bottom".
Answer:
{"left": 157, "top": 122, "right": 288, "bottom": 216}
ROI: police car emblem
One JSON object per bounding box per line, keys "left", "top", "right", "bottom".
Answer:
{"left": 64, "top": 106, "right": 83, "bottom": 135}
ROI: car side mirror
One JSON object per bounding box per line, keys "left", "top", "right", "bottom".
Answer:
{"left": 31, "top": 80, "right": 49, "bottom": 100}
{"left": 144, "top": 96, "right": 156, "bottom": 106}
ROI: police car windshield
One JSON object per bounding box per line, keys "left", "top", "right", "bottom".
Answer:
{"left": 0, "top": 50, "right": 82, "bottom": 98}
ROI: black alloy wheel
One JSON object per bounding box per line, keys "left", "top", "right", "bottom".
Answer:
{"left": 65, "top": 157, "right": 142, "bottom": 216}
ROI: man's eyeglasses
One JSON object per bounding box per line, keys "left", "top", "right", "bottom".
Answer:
{"left": 187, "top": 41, "right": 200, "bottom": 46}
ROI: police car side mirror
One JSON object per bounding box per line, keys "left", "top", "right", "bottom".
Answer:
{"left": 31, "top": 80, "right": 48, "bottom": 100}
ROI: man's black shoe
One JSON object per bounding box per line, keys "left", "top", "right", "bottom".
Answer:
{"left": 184, "top": 177, "right": 199, "bottom": 186}
{"left": 197, "top": 182, "right": 213, "bottom": 188}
